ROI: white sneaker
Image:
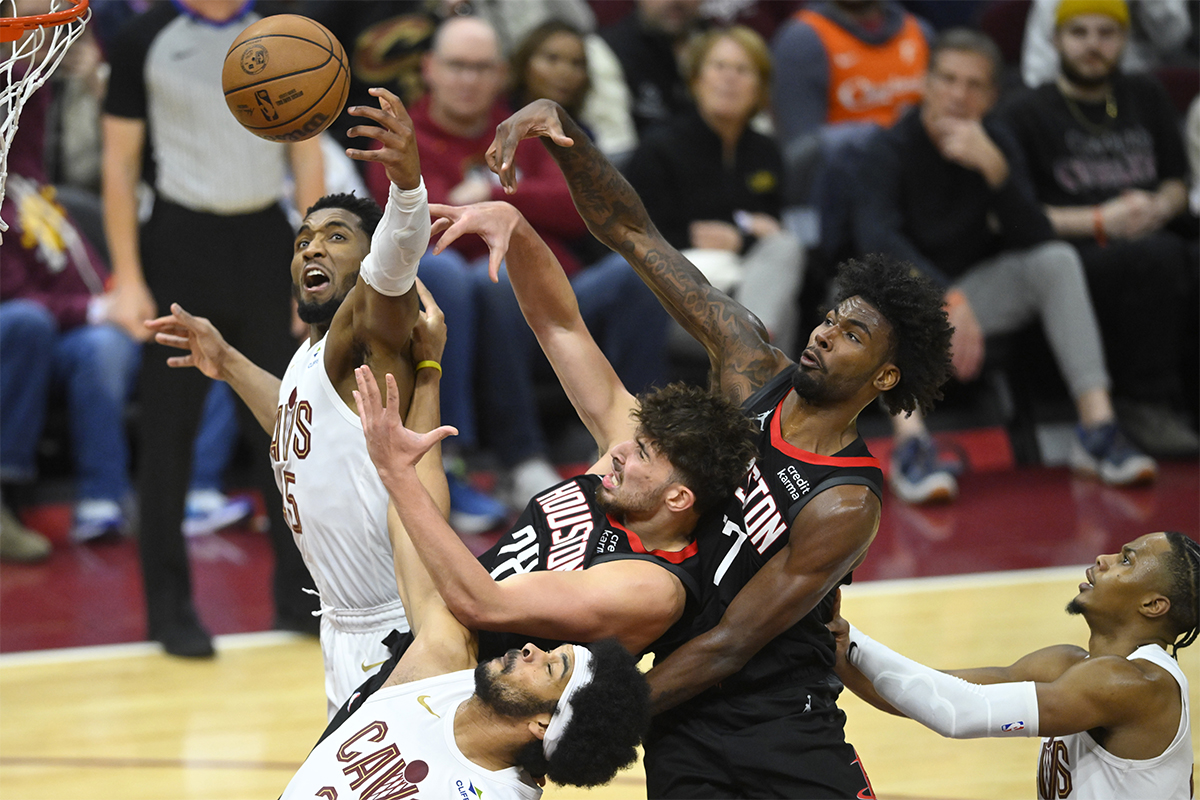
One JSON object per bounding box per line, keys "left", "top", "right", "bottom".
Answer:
{"left": 183, "top": 490, "right": 254, "bottom": 537}
{"left": 71, "top": 498, "right": 125, "bottom": 543}
{"left": 507, "top": 458, "right": 563, "bottom": 510}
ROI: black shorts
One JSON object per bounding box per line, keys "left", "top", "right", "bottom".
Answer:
{"left": 644, "top": 682, "right": 875, "bottom": 799}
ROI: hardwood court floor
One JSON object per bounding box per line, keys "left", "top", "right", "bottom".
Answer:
{"left": 2, "top": 569, "right": 1197, "bottom": 800}
{"left": 1, "top": 459, "right": 1197, "bottom": 798}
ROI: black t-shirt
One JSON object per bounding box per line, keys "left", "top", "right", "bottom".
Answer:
{"left": 625, "top": 109, "right": 784, "bottom": 253}
{"left": 1003, "top": 74, "right": 1189, "bottom": 209}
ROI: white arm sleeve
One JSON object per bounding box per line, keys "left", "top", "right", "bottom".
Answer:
{"left": 848, "top": 625, "right": 1039, "bottom": 739}
{"left": 359, "top": 178, "right": 429, "bottom": 297}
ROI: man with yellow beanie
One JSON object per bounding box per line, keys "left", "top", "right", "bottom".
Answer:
{"left": 1004, "top": 0, "right": 1199, "bottom": 458}
{"left": 1021, "top": 0, "right": 1191, "bottom": 88}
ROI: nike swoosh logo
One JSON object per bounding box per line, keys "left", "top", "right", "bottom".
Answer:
{"left": 361, "top": 658, "right": 387, "bottom": 672}
{"left": 417, "top": 695, "right": 439, "bottom": 717}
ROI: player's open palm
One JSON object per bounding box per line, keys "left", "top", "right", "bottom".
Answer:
{"left": 145, "top": 303, "right": 229, "bottom": 379}
{"left": 345, "top": 87, "right": 421, "bottom": 190}
{"left": 353, "top": 365, "right": 457, "bottom": 483}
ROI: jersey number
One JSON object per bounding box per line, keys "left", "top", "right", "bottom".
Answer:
{"left": 282, "top": 470, "right": 303, "bottom": 535}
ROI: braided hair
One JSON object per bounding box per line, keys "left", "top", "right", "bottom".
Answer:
{"left": 1162, "top": 532, "right": 1200, "bottom": 657}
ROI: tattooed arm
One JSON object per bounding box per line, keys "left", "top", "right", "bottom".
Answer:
{"left": 489, "top": 99, "right": 793, "bottom": 404}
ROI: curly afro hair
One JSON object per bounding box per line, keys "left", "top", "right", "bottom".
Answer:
{"left": 831, "top": 254, "right": 953, "bottom": 417}
{"left": 515, "top": 639, "right": 650, "bottom": 787}
{"left": 304, "top": 192, "right": 383, "bottom": 236}
{"left": 633, "top": 383, "right": 758, "bottom": 516}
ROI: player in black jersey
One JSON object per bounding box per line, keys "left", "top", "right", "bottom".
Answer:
{"left": 490, "top": 102, "right": 955, "bottom": 797}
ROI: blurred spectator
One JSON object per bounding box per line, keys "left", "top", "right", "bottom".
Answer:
{"left": 626, "top": 26, "right": 803, "bottom": 354}
{"left": 853, "top": 29, "right": 1156, "bottom": 502}
{"left": 101, "top": 0, "right": 324, "bottom": 657}
{"left": 772, "top": 1, "right": 932, "bottom": 151}
{"left": 599, "top": 0, "right": 704, "bottom": 135}
{"left": 1003, "top": 0, "right": 1199, "bottom": 457}
{"left": 507, "top": 17, "right": 638, "bottom": 170}
{"left": 1021, "top": 0, "right": 1192, "bottom": 88}
{"left": 306, "top": 1, "right": 438, "bottom": 153}
{"left": 1189, "top": 93, "right": 1200, "bottom": 215}
{"left": 1, "top": 84, "right": 249, "bottom": 559}
{"left": 368, "top": 15, "right": 667, "bottom": 514}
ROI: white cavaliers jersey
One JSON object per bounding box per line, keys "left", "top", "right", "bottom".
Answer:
{"left": 280, "top": 670, "right": 542, "bottom": 800}
{"left": 272, "top": 337, "right": 402, "bottom": 613}
{"left": 1036, "top": 644, "right": 1193, "bottom": 799}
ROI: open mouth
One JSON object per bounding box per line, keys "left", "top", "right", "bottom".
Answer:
{"left": 303, "top": 266, "right": 331, "bottom": 292}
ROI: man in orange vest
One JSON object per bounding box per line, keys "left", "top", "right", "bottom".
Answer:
{"left": 772, "top": 1, "right": 932, "bottom": 152}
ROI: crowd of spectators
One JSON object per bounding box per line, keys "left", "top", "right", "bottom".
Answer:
{"left": 1, "top": 1, "right": 1196, "bottom": 644}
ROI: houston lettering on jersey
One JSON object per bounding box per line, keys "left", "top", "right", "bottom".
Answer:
{"left": 537, "top": 482, "right": 593, "bottom": 571}
{"left": 324, "top": 719, "right": 430, "bottom": 798}
{"left": 734, "top": 463, "right": 789, "bottom": 555}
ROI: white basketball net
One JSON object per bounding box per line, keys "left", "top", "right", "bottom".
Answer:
{"left": 1, "top": 0, "right": 90, "bottom": 241}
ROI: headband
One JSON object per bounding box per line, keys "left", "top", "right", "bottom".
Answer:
{"left": 542, "top": 645, "right": 595, "bottom": 759}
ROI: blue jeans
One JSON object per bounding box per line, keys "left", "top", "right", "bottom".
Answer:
{"left": 417, "top": 248, "right": 479, "bottom": 447}
{"left": 0, "top": 299, "right": 241, "bottom": 501}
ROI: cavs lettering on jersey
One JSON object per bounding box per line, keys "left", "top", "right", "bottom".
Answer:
{"left": 687, "top": 365, "right": 884, "bottom": 692}
{"left": 280, "top": 670, "right": 541, "bottom": 800}
{"left": 798, "top": 8, "right": 928, "bottom": 127}
{"left": 1037, "top": 644, "right": 1193, "bottom": 800}
{"left": 475, "top": 474, "right": 707, "bottom": 660}
{"left": 272, "top": 337, "right": 399, "bottom": 612}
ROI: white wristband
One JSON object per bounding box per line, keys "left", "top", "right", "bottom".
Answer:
{"left": 359, "top": 178, "right": 429, "bottom": 297}
{"left": 848, "top": 625, "right": 1039, "bottom": 739}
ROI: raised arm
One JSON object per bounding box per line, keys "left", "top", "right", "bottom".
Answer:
{"left": 646, "top": 485, "right": 880, "bottom": 712}
{"left": 489, "top": 100, "right": 791, "bottom": 404}
{"left": 324, "top": 88, "right": 428, "bottom": 403}
{"left": 429, "top": 201, "right": 637, "bottom": 455}
{"left": 145, "top": 303, "right": 281, "bottom": 433}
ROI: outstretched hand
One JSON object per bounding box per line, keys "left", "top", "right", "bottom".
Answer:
{"left": 345, "top": 87, "right": 421, "bottom": 190}
{"left": 486, "top": 99, "right": 574, "bottom": 193}
{"left": 353, "top": 365, "right": 457, "bottom": 482}
{"left": 429, "top": 202, "right": 521, "bottom": 283}
{"left": 144, "top": 303, "right": 229, "bottom": 379}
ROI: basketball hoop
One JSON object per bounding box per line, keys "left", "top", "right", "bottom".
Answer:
{"left": 0, "top": 0, "right": 90, "bottom": 241}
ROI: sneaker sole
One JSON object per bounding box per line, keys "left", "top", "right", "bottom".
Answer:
{"left": 889, "top": 473, "right": 958, "bottom": 505}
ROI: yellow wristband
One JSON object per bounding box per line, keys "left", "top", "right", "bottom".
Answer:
{"left": 415, "top": 360, "right": 442, "bottom": 375}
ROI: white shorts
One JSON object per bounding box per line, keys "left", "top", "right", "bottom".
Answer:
{"left": 319, "top": 599, "right": 409, "bottom": 719}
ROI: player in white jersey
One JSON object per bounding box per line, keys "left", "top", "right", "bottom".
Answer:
{"left": 282, "top": 415, "right": 651, "bottom": 797}
{"left": 828, "top": 531, "right": 1198, "bottom": 800}
{"left": 145, "top": 88, "right": 439, "bottom": 715}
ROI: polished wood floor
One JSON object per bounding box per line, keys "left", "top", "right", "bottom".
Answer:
{"left": 2, "top": 459, "right": 1197, "bottom": 798}
{"left": 2, "top": 567, "right": 1197, "bottom": 799}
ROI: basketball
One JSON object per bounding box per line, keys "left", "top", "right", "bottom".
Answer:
{"left": 222, "top": 14, "right": 350, "bottom": 143}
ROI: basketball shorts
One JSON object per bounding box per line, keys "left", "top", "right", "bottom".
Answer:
{"left": 644, "top": 681, "right": 875, "bottom": 799}
{"left": 320, "top": 599, "right": 408, "bottom": 719}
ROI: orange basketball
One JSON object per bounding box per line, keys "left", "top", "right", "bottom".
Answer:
{"left": 222, "top": 14, "right": 350, "bottom": 143}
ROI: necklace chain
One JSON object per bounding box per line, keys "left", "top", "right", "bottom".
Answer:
{"left": 1061, "top": 86, "right": 1119, "bottom": 134}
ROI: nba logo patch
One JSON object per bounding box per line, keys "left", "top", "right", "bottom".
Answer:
{"left": 1001, "top": 720, "right": 1025, "bottom": 732}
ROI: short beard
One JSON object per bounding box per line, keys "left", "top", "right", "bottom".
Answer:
{"left": 474, "top": 654, "right": 557, "bottom": 718}
{"left": 1060, "top": 55, "right": 1115, "bottom": 90}
{"left": 595, "top": 480, "right": 665, "bottom": 520}
{"left": 791, "top": 366, "right": 831, "bottom": 404}
{"left": 292, "top": 272, "right": 357, "bottom": 325}
{"left": 1065, "top": 598, "right": 1084, "bottom": 616}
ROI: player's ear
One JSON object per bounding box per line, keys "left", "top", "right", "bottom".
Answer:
{"left": 528, "top": 715, "right": 551, "bottom": 741}
{"left": 664, "top": 483, "right": 695, "bottom": 515}
{"left": 1140, "top": 592, "right": 1170, "bottom": 621}
{"left": 873, "top": 362, "right": 899, "bottom": 393}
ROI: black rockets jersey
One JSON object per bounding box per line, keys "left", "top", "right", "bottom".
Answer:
{"left": 474, "top": 473, "right": 708, "bottom": 660}
{"left": 684, "top": 365, "right": 884, "bottom": 696}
